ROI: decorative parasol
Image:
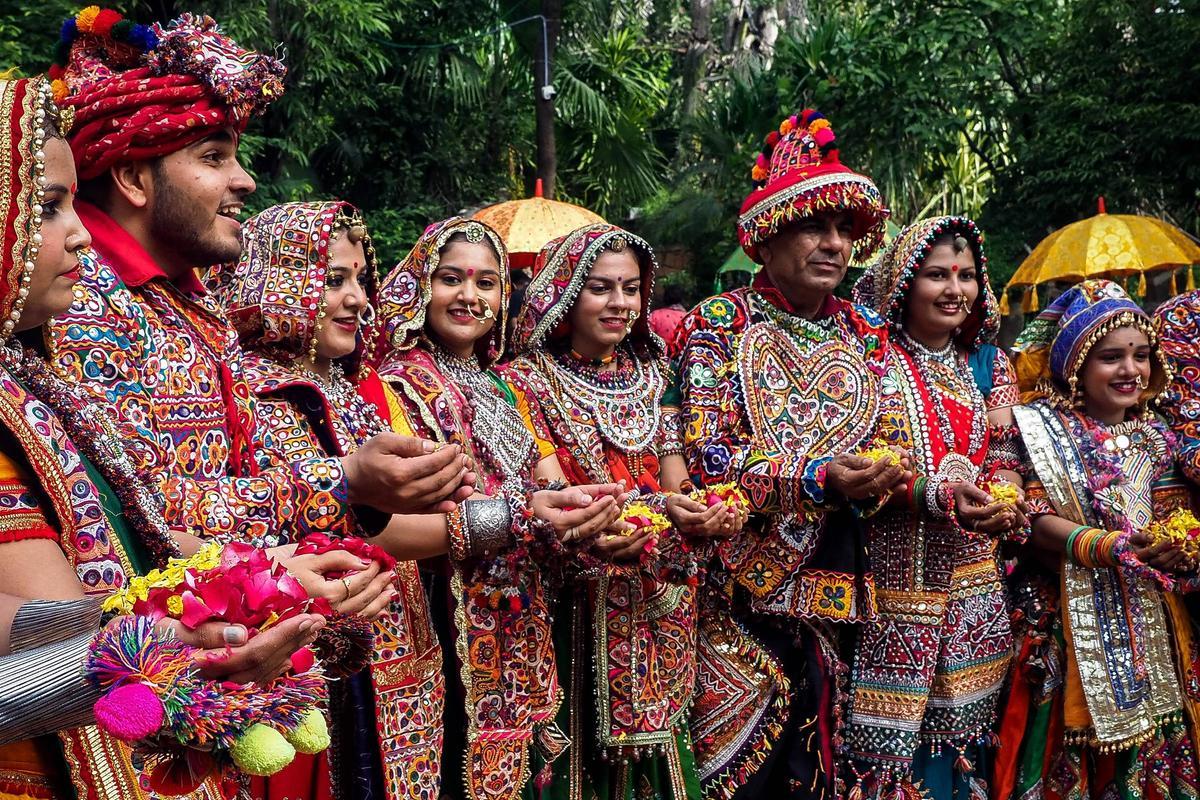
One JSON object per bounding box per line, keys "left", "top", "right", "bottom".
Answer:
{"left": 472, "top": 180, "right": 605, "bottom": 268}
{"left": 1003, "top": 198, "right": 1200, "bottom": 313}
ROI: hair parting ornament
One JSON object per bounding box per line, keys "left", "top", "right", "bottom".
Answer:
{"left": 2, "top": 79, "right": 55, "bottom": 340}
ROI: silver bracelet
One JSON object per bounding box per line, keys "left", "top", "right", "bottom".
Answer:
{"left": 10, "top": 597, "right": 102, "bottom": 654}
{"left": 0, "top": 628, "right": 99, "bottom": 745}
{"left": 463, "top": 497, "right": 513, "bottom": 557}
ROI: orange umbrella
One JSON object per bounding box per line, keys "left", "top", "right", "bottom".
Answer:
{"left": 1003, "top": 198, "right": 1200, "bottom": 312}
{"left": 473, "top": 180, "right": 605, "bottom": 268}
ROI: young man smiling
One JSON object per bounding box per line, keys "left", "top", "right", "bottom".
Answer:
{"left": 48, "top": 9, "right": 472, "bottom": 554}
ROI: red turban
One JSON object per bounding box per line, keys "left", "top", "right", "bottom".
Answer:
{"left": 50, "top": 9, "right": 285, "bottom": 180}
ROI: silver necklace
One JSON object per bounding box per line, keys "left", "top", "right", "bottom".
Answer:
{"left": 295, "top": 360, "right": 389, "bottom": 447}
{"left": 432, "top": 345, "right": 535, "bottom": 481}
{"left": 898, "top": 331, "right": 987, "bottom": 457}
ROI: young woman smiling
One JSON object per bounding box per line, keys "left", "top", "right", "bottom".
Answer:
{"left": 371, "top": 217, "right": 638, "bottom": 800}
{"left": 846, "top": 216, "right": 1028, "bottom": 799}
{"left": 994, "top": 279, "right": 1200, "bottom": 800}
{"left": 504, "top": 224, "right": 746, "bottom": 800}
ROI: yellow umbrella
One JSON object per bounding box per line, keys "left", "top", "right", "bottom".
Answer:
{"left": 473, "top": 180, "right": 606, "bottom": 268}
{"left": 1004, "top": 198, "right": 1200, "bottom": 313}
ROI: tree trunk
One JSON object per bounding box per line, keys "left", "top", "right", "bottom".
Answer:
{"left": 535, "top": 0, "right": 561, "bottom": 199}
{"left": 757, "top": 4, "right": 781, "bottom": 68}
{"left": 681, "top": 0, "right": 713, "bottom": 118}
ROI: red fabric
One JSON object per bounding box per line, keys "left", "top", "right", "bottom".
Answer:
{"left": 354, "top": 369, "right": 394, "bottom": 426}
{"left": 66, "top": 70, "right": 240, "bottom": 181}
{"left": 247, "top": 752, "right": 333, "bottom": 800}
{"left": 0, "top": 527, "right": 57, "bottom": 544}
{"left": 649, "top": 307, "right": 685, "bottom": 343}
{"left": 991, "top": 638, "right": 1033, "bottom": 800}
{"left": 219, "top": 362, "right": 257, "bottom": 478}
{"left": 751, "top": 270, "right": 840, "bottom": 319}
{"left": 76, "top": 201, "right": 206, "bottom": 293}
{"left": 1, "top": 79, "right": 35, "bottom": 327}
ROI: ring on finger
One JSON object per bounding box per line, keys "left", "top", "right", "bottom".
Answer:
{"left": 341, "top": 576, "right": 352, "bottom": 601}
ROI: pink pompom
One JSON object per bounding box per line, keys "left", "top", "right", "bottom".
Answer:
{"left": 290, "top": 646, "right": 315, "bottom": 674}
{"left": 813, "top": 127, "right": 836, "bottom": 148}
{"left": 95, "top": 682, "right": 165, "bottom": 742}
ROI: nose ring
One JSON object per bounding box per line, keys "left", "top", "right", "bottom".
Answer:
{"left": 466, "top": 298, "right": 495, "bottom": 324}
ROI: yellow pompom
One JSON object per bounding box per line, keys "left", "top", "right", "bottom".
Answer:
{"left": 809, "top": 118, "right": 831, "bottom": 133}
{"left": 751, "top": 165, "right": 767, "bottom": 182}
{"left": 779, "top": 118, "right": 794, "bottom": 135}
{"left": 229, "top": 724, "right": 296, "bottom": 776}
{"left": 76, "top": 6, "right": 101, "bottom": 32}
{"left": 284, "top": 709, "right": 330, "bottom": 755}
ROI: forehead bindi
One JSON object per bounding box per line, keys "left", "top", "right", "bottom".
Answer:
{"left": 1096, "top": 326, "right": 1149, "bottom": 350}
{"left": 588, "top": 260, "right": 640, "bottom": 285}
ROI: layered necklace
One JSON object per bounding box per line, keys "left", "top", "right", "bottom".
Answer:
{"left": 294, "top": 359, "right": 388, "bottom": 449}
{"left": 897, "top": 331, "right": 987, "bottom": 458}
{"left": 0, "top": 341, "right": 181, "bottom": 567}
{"left": 432, "top": 344, "right": 535, "bottom": 483}
{"left": 547, "top": 347, "right": 662, "bottom": 453}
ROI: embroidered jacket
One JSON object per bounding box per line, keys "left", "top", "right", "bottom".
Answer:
{"left": 675, "top": 286, "right": 887, "bottom": 622}
{"left": 45, "top": 203, "right": 355, "bottom": 547}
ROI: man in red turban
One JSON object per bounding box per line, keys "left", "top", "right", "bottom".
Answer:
{"left": 674, "top": 110, "right": 909, "bottom": 800}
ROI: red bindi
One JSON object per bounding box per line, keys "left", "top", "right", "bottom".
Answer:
{"left": 951, "top": 264, "right": 959, "bottom": 273}
{"left": 467, "top": 268, "right": 475, "bottom": 277}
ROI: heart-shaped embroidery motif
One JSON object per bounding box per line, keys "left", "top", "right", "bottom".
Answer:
{"left": 737, "top": 324, "right": 880, "bottom": 456}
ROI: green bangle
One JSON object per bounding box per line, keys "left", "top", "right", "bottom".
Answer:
{"left": 1065, "top": 524, "right": 1089, "bottom": 563}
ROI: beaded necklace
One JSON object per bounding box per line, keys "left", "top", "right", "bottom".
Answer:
{"left": 568, "top": 347, "right": 616, "bottom": 369}
{"left": 897, "top": 331, "right": 987, "bottom": 458}
{"left": 1, "top": 342, "right": 181, "bottom": 567}
{"left": 294, "top": 359, "right": 388, "bottom": 448}
{"left": 431, "top": 344, "right": 535, "bottom": 484}
{"left": 545, "top": 347, "right": 661, "bottom": 453}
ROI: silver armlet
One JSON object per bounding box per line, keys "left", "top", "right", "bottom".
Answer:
{"left": 10, "top": 597, "right": 102, "bottom": 654}
{"left": 0, "top": 628, "right": 98, "bottom": 745}
{"left": 463, "top": 497, "right": 513, "bottom": 557}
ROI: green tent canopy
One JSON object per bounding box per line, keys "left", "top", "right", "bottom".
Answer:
{"left": 718, "top": 247, "right": 759, "bottom": 275}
